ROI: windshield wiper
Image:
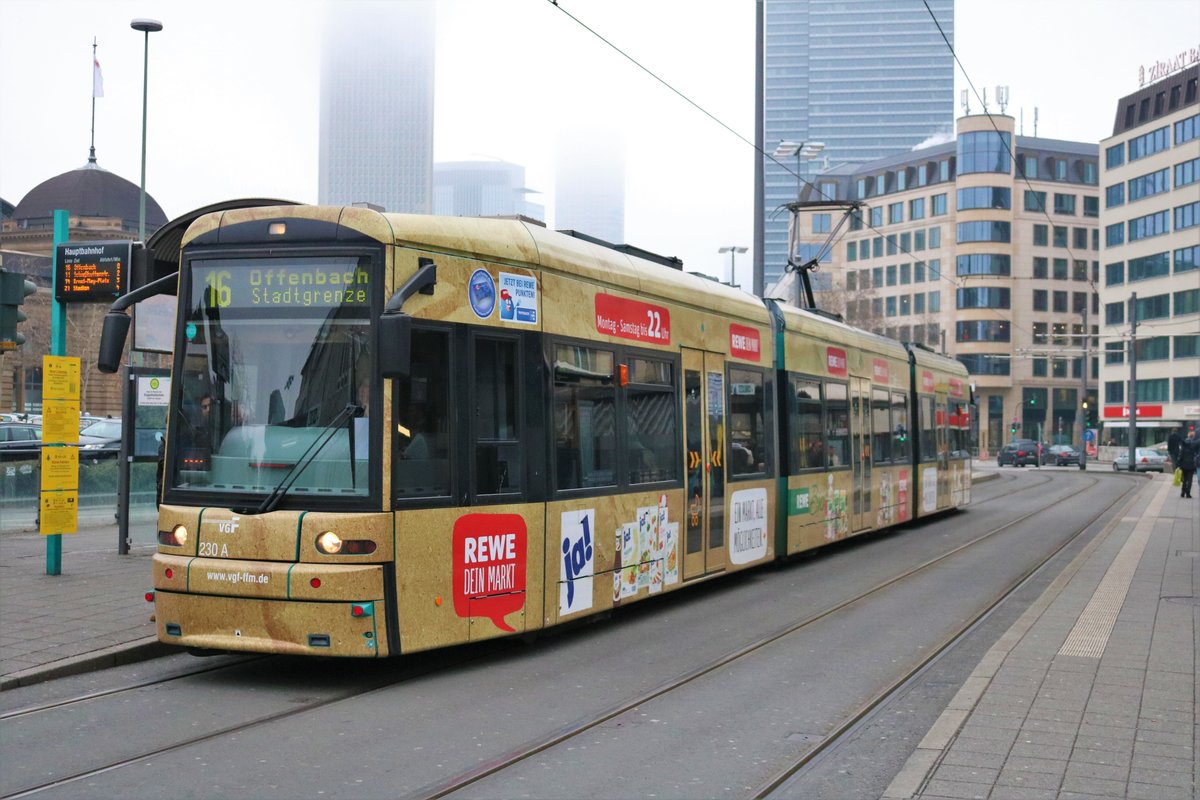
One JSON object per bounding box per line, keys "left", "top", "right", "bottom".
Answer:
{"left": 242, "top": 402, "right": 363, "bottom": 515}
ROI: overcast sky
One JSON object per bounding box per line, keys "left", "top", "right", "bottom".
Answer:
{"left": 1, "top": 0, "right": 1195, "bottom": 285}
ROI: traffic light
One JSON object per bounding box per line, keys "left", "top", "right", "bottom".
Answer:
{"left": 0, "top": 269, "right": 37, "bottom": 350}
{"left": 1010, "top": 422, "right": 1018, "bottom": 435}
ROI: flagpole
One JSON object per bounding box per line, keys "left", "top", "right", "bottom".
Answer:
{"left": 89, "top": 37, "right": 97, "bottom": 164}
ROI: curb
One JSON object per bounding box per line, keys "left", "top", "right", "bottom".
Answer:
{"left": 1, "top": 638, "right": 174, "bottom": 691}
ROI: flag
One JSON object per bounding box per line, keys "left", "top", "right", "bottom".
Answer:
{"left": 93, "top": 57, "right": 104, "bottom": 98}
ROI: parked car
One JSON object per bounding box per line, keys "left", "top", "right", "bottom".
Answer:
{"left": 0, "top": 421, "right": 42, "bottom": 461}
{"left": 79, "top": 414, "right": 107, "bottom": 432}
{"left": 1047, "top": 444, "right": 1081, "bottom": 466}
{"left": 1112, "top": 448, "right": 1167, "bottom": 473}
{"left": 997, "top": 439, "right": 1042, "bottom": 467}
{"left": 78, "top": 418, "right": 123, "bottom": 463}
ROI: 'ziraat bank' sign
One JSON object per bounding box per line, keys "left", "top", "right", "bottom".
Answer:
{"left": 1138, "top": 46, "right": 1200, "bottom": 86}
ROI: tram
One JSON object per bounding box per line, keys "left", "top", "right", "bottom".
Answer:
{"left": 99, "top": 205, "right": 971, "bottom": 657}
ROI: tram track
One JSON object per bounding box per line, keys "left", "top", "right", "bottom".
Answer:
{"left": 1, "top": 472, "right": 1130, "bottom": 800}
{"left": 410, "top": 472, "right": 1129, "bottom": 799}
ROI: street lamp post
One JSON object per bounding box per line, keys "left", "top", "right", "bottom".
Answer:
{"left": 718, "top": 246, "right": 747, "bottom": 287}
{"left": 772, "top": 140, "right": 826, "bottom": 199}
{"left": 131, "top": 18, "right": 163, "bottom": 244}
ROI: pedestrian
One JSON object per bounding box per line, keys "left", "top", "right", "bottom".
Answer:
{"left": 1178, "top": 431, "right": 1198, "bottom": 499}
{"left": 1167, "top": 425, "right": 1183, "bottom": 467}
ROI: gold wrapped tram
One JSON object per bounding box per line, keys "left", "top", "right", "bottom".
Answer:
{"left": 100, "top": 205, "right": 972, "bottom": 657}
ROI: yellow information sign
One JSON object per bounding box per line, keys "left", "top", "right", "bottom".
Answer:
{"left": 42, "top": 398, "right": 80, "bottom": 444}
{"left": 41, "top": 446, "right": 80, "bottom": 491}
{"left": 43, "top": 355, "right": 81, "bottom": 400}
{"left": 40, "top": 491, "right": 78, "bottom": 536}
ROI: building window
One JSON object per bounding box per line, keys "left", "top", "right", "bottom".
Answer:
{"left": 1106, "top": 261, "right": 1125, "bottom": 286}
{"left": 812, "top": 213, "right": 831, "bottom": 233}
{"left": 1138, "top": 379, "right": 1169, "bottom": 403}
{"left": 1177, "top": 289, "right": 1200, "bottom": 316}
{"left": 1177, "top": 157, "right": 1200, "bottom": 188}
{"left": 1105, "top": 223, "right": 1125, "bottom": 247}
{"left": 914, "top": 229, "right": 926, "bottom": 251}
{"left": 886, "top": 264, "right": 897, "bottom": 286}
{"left": 909, "top": 197, "right": 925, "bottom": 220}
{"left": 1053, "top": 290, "right": 1068, "bottom": 312}
{"left": 1176, "top": 113, "right": 1199, "bottom": 145}
{"left": 927, "top": 259, "right": 942, "bottom": 280}
{"left": 1134, "top": 293, "right": 1170, "bottom": 321}
{"left": 914, "top": 293, "right": 925, "bottom": 314}
{"left": 928, "top": 227, "right": 941, "bottom": 248}
{"left": 887, "top": 235, "right": 898, "bottom": 255}
{"left": 1176, "top": 377, "right": 1200, "bottom": 402}
{"left": 956, "top": 320, "right": 1011, "bottom": 342}
{"left": 1033, "top": 322, "right": 1048, "bottom": 343}
{"left": 928, "top": 291, "right": 940, "bottom": 312}
{"left": 914, "top": 261, "right": 926, "bottom": 282}
{"left": 1105, "top": 183, "right": 1125, "bottom": 207}
{"left": 1104, "top": 301, "right": 1125, "bottom": 325}
{"left": 1024, "top": 190, "right": 1046, "bottom": 212}
{"left": 957, "top": 187, "right": 1011, "bottom": 210}
{"left": 1055, "top": 159, "right": 1068, "bottom": 180}
{"left": 957, "top": 354, "right": 1010, "bottom": 376}
{"left": 859, "top": 240, "right": 870, "bottom": 260}
{"left": 1105, "top": 341, "right": 1125, "bottom": 365}
{"left": 1083, "top": 196, "right": 1099, "bottom": 217}
{"left": 956, "top": 220, "right": 1011, "bottom": 243}
{"left": 900, "top": 262, "right": 911, "bottom": 284}
{"left": 847, "top": 242, "right": 857, "bottom": 262}
{"left": 1053, "top": 226, "right": 1068, "bottom": 247}
{"left": 1127, "top": 209, "right": 1170, "bottom": 242}
{"left": 1034, "top": 224, "right": 1048, "bottom": 246}
{"left": 1105, "top": 381, "right": 1124, "bottom": 404}
{"left": 1128, "top": 126, "right": 1169, "bottom": 162}
{"left": 1128, "top": 252, "right": 1170, "bottom": 282}
{"left": 931, "top": 194, "right": 947, "bottom": 216}
{"left": 1033, "top": 257, "right": 1048, "bottom": 279}
{"left": 888, "top": 202, "right": 904, "bottom": 224}
{"left": 873, "top": 266, "right": 883, "bottom": 287}
{"left": 1053, "top": 193, "right": 1076, "bottom": 215}
{"left": 1175, "top": 335, "right": 1199, "bottom": 359}
{"left": 957, "top": 131, "right": 1012, "bottom": 174}
{"left": 956, "top": 254, "right": 1011, "bottom": 276}
{"left": 899, "top": 294, "right": 911, "bottom": 315}
{"left": 886, "top": 296, "right": 896, "bottom": 317}
{"left": 957, "top": 287, "right": 1010, "bottom": 309}
{"left": 1073, "top": 227, "right": 1088, "bottom": 249}
{"left": 1032, "top": 358, "right": 1048, "bottom": 377}
{"left": 1128, "top": 167, "right": 1170, "bottom": 202}
{"left": 870, "top": 207, "right": 884, "bottom": 227}
{"left": 872, "top": 237, "right": 883, "bottom": 258}
{"left": 1052, "top": 258, "right": 1069, "bottom": 280}
{"left": 1134, "top": 336, "right": 1171, "bottom": 362}
{"left": 1175, "top": 201, "right": 1200, "bottom": 231}
{"left": 1176, "top": 245, "right": 1198, "bottom": 273}
{"left": 1105, "top": 143, "right": 1124, "bottom": 169}
{"left": 1033, "top": 289, "right": 1048, "bottom": 311}
{"left": 1073, "top": 260, "right": 1088, "bottom": 281}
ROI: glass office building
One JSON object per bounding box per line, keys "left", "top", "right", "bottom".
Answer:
{"left": 763, "top": 0, "right": 955, "bottom": 289}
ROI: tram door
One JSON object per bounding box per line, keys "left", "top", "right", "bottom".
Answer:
{"left": 682, "top": 349, "right": 727, "bottom": 580}
{"left": 850, "top": 378, "right": 873, "bottom": 531}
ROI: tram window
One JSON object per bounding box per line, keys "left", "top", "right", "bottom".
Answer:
{"left": 626, "top": 358, "right": 678, "bottom": 485}
{"left": 395, "top": 328, "right": 452, "bottom": 499}
{"left": 891, "top": 391, "right": 910, "bottom": 462}
{"left": 919, "top": 395, "right": 937, "bottom": 462}
{"left": 788, "top": 376, "right": 823, "bottom": 471}
{"left": 825, "top": 381, "right": 850, "bottom": 469}
{"left": 553, "top": 345, "right": 616, "bottom": 490}
{"left": 871, "top": 388, "right": 892, "bottom": 465}
{"left": 474, "top": 338, "right": 521, "bottom": 495}
{"left": 728, "top": 367, "right": 770, "bottom": 478}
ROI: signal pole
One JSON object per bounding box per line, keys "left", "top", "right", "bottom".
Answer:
{"left": 1127, "top": 292, "right": 1138, "bottom": 470}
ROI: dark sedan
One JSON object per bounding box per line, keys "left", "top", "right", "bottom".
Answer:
{"left": 0, "top": 422, "right": 42, "bottom": 461}
{"left": 78, "top": 418, "right": 122, "bottom": 463}
{"left": 1047, "top": 444, "right": 1081, "bottom": 466}
{"left": 997, "top": 439, "right": 1041, "bottom": 467}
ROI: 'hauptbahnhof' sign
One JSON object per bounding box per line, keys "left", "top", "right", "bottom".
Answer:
{"left": 55, "top": 241, "right": 131, "bottom": 302}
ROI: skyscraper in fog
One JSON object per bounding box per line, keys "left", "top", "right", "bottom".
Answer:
{"left": 762, "top": 0, "right": 954, "bottom": 288}
{"left": 319, "top": 1, "right": 435, "bottom": 213}
{"left": 434, "top": 161, "right": 544, "bottom": 221}
{"left": 555, "top": 129, "right": 625, "bottom": 244}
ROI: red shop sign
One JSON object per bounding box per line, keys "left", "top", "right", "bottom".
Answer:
{"left": 826, "top": 347, "right": 848, "bottom": 377}
{"left": 1103, "top": 404, "right": 1164, "bottom": 419}
{"left": 729, "top": 323, "right": 761, "bottom": 361}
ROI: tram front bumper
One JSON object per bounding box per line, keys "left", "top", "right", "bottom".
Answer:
{"left": 152, "top": 555, "right": 388, "bottom": 657}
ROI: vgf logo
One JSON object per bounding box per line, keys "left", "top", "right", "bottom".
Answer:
{"left": 205, "top": 271, "right": 232, "bottom": 308}
{"left": 215, "top": 516, "right": 240, "bottom": 534}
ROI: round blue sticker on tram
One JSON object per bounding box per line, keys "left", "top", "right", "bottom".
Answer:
{"left": 185, "top": 322, "right": 197, "bottom": 341}
{"left": 468, "top": 269, "right": 496, "bottom": 319}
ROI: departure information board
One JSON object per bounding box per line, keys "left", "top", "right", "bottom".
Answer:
{"left": 55, "top": 241, "right": 130, "bottom": 302}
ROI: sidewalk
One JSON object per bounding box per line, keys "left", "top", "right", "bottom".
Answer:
{"left": 0, "top": 509, "right": 167, "bottom": 689}
{"left": 886, "top": 471, "right": 1198, "bottom": 799}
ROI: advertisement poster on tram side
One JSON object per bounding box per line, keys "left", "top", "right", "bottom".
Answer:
{"left": 729, "top": 488, "right": 768, "bottom": 564}
{"left": 559, "top": 509, "right": 595, "bottom": 617}
{"left": 452, "top": 514, "right": 527, "bottom": 632}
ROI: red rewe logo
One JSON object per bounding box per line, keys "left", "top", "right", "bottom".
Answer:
{"left": 872, "top": 358, "right": 889, "bottom": 383}
{"left": 452, "top": 514, "right": 527, "bottom": 632}
{"left": 729, "top": 323, "right": 761, "bottom": 361}
{"left": 922, "top": 371, "right": 935, "bottom": 393}
{"left": 826, "top": 347, "right": 847, "bottom": 377}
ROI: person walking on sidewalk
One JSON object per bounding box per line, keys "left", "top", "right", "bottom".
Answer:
{"left": 1178, "top": 431, "right": 1198, "bottom": 499}
{"left": 1167, "top": 425, "right": 1183, "bottom": 467}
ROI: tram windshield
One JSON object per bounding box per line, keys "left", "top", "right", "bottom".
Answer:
{"left": 166, "top": 255, "right": 375, "bottom": 504}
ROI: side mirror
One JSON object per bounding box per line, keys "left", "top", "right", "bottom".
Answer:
{"left": 97, "top": 311, "right": 132, "bottom": 373}
{"left": 378, "top": 312, "right": 412, "bottom": 379}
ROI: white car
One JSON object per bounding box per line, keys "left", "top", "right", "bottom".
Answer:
{"left": 1112, "top": 448, "right": 1167, "bottom": 473}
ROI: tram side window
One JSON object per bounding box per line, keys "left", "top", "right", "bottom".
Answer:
{"left": 728, "top": 366, "right": 770, "bottom": 478}
{"left": 871, "top": 388, "right": 892, "bottom": 465}
{"left": 825, "top": 381, "right": 850, "bottom": 468}
{"left": 395, "top": 328, "right": 452, "bottom": 498}
{"left": 788, "top": 376, "right": 823, "bottom": 471}
{"left": 891, "top": 391, "right": 910, "bottom": 462}
{"left": 626, "top": 358, "right": 679, "bottom": 485}
{"left": 474, "top": 337, "right": 522, "bottom": 496}
{"left": 554, "top": 345, "right": 616, "bottom": 490}
{"left": 919, "top": 395, "right": 937, "bottom": 461}
{"left": 950, "top": 403, "right": 969, "bottom": 456}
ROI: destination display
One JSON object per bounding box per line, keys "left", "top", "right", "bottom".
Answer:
{"left": 193, "top": 260, "right": 371, "bottom": 310}
{"left": 55, "top": 241, "right": 130, "bottom": 302}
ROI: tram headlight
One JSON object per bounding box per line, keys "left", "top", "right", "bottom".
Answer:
{"left": 158, "top": 525, "right": 189, "bottom": 547}
{"left": 316, "top": 531, "right": 343, "bottom": 554}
